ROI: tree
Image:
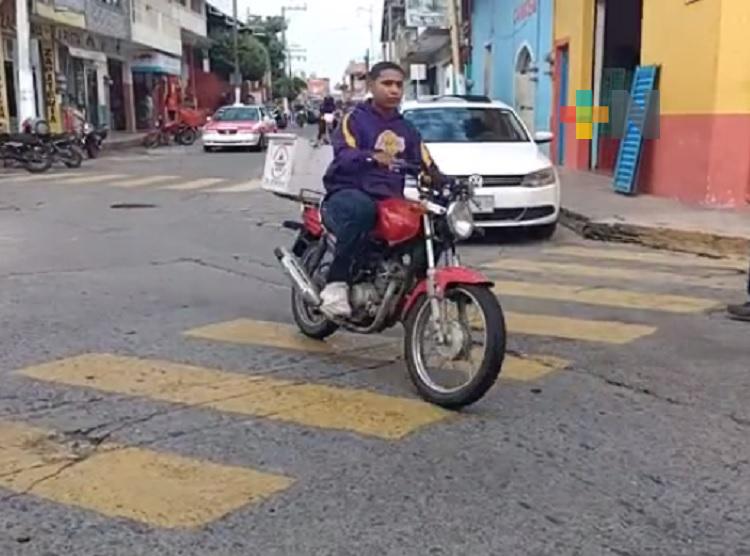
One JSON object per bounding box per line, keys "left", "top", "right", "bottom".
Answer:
{"left": 273, "top": 76, "right": 307, "bottom": 101}
{"left": 209, "top": 31, "right": 268, "bottom": 82}
{"left": 249, "top": 16, "right": 287, "bottom": 82}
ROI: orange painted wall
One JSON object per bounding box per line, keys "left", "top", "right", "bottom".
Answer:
{"left": 554, "top": 0, "right": 750, "bottom": 206}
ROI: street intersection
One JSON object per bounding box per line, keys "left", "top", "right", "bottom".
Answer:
{"left": 1, "top": 144, "right": 749, "bottom": 555}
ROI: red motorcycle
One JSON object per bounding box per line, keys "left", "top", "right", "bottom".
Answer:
{"left": 275, "top": 169, "right": 506, "bottom": 408}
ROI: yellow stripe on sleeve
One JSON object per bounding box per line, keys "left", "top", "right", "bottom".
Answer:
{"left": 342, "top": 113, "right": 357, "bottom": 147}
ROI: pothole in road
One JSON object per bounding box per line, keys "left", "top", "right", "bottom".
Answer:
{"left": 110, "top": 203, "right": 158, "bottom": 209}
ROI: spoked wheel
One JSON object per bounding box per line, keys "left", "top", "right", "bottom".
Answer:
{"left": 290, "top": 244, "right": 338, "bottom": 340}
{"left": 404, "top": 285, "right": 506, "bottom": 409}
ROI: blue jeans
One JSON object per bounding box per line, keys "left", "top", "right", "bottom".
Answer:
{"left": 321, "top": 189, "right": 377, "bottom": 284}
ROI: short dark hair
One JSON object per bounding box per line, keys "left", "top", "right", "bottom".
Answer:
{"left": 368, "top": 61, "right": 405, "bottom": 81}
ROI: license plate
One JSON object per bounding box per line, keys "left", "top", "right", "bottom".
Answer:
{"left": 472, "top": 195, "right": 495, "bottom": 214}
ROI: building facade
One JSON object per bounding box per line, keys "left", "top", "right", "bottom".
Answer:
{"left": 553, "top": 0, "right": 750, "bottom": 207}
{"left": 0, "top": 0, "right": 207, "bottom": 133}
{"left": 469, "top": 0, "right": 554, "bottom": 134}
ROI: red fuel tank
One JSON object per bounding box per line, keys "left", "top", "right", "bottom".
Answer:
{"left": 373, "top": 198, "right": 425, "bottom": 246}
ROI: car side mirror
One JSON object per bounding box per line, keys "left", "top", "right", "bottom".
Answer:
{"left": 534, "top": 130, "right": 553, "bottom": 144}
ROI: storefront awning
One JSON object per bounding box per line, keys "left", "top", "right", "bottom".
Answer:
{"left": 131, "top": 52, "right": 182, "bottom": 76}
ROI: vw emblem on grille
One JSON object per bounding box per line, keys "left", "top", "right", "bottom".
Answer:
{"left": 468, "top": 174, "right": 484, "bottom": 188}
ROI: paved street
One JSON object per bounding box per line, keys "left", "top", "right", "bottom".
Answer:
{"left": 1, "top": 144, "right": 749, "bottom": 555}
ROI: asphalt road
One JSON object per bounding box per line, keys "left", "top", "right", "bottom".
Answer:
{"left": 1, "top": 138, "right": 749, "bottom": 556}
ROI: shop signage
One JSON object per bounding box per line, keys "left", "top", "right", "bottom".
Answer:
{"left": 39, "top": 25, "right": 62, "bottom": 133}
{"left": 405, "top": 0, "right": 448, "bottom": 29}
{"left": 514, "top": 0, "right": 537, "bottom": 24}
{"left": 56, "top": 27, "right": 123, "bottom": 57}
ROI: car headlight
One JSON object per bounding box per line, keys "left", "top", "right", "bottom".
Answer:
{"left": 446, "top": 200, "right": 475, "bottom": 240}
{"left": 522, "top": 167, "right": 556, "bottom": 187}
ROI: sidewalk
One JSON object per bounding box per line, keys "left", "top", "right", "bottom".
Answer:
{"left": 559, "top": 169, "right": 750, "bottom": 258}
{"left": 102, "top": 131, "right": 148, "bottom": 152}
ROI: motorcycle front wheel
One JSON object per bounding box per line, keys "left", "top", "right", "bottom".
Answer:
{"left": 404, "top": 285, "right": 506, "bottom": 409}
{"left": 63, "top": 146, "right": 84, "bottom": 168}
{"left": 178, "top": 127, "right": 197, "bottom": 146}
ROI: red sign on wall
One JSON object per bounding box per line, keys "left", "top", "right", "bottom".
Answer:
{"left": 514, "top": 0, "right": 537, "bottom": 24}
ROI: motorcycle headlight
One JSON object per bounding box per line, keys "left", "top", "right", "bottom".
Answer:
{"left": 83, "top": 123, "right": 92, "bottom": 134}
{"left": 446, "top": 200, "right": 475, "bottom": 240}
{"left": 522, "top": 167, "right": 557, "bottom": 188}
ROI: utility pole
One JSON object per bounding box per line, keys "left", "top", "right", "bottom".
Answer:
{"left": 281, "top": 4, "right": 307, "bottom": 78}
{"left": 15, "top": 0, "right": 37, "bottom": 123}
{"left": 232, "top": 0, "right": 241, "bottom": 104}
{"left": 387, "top": 2, "right": 394, "bottom": 62}
{"left": 447, "top": 0, "right": 465, "bottom": 94}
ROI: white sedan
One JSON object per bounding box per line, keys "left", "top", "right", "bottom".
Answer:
{"left": 401, "top": 97, "right": 560, "bottom": 239}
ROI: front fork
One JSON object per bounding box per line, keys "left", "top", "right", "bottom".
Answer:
{"left": 423, "top": 215, "right": 459, "bottom": 344}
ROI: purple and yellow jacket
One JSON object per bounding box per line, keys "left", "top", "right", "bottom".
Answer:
{"left": 322, "top": 101, "right": 435, "bottom": 199}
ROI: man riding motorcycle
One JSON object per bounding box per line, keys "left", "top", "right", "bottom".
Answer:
{"left": 319, "top": 61, "right": 443, "bottom": 318}
{"left": 317, "top": 95, "right": 337, "bottom": 144}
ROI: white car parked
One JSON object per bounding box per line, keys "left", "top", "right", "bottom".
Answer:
{"left": 401, "top": 96, "right": 560, "bottom": 239}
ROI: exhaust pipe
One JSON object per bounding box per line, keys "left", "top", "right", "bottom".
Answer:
{"left": 274, "top": 246, "right": 322, "bottom": 307}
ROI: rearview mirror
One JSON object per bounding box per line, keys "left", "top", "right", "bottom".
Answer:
{"left": 534, "top": 131, "right": 553, "bottom": 144}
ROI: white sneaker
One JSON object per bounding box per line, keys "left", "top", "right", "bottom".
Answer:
{"left": 320, "top": 282, "right": 352, "bottom": 318}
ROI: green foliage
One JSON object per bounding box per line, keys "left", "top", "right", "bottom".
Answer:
{"left": 209, "top": 31, "right": 268, "bottom": 82}
{"left": 273, "top": 76, "right": 308, "bottom": 101}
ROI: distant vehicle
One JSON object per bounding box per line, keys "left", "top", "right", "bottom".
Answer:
{"left": 401, "top": 96, "right": 560, "bottom": 239}
{"left": 202, "top": 104, "right": 278, "bottom": 152}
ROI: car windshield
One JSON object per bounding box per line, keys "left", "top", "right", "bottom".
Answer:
{"left": 213, "top": 107, "right": 260, "bottom": 122}
{"left": 403, "top": 107, "right": 529, "bottom": 143}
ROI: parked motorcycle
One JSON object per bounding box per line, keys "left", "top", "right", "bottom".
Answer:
{"left": 274, "top": 169, "right": 506, "bottom": 408}
{"left": 143, "top": 117, "right": 197, "bottom": 148}
{"left": 0, "top": 134, "right": 53, "bottom": 173}
{"left": 43, "top": 134, "right": 84, "bottom": 168}
{"left": 81, "top": 123, "right": 108, "bottom": 159}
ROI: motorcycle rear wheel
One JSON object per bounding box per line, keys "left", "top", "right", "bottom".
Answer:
{"left": 404, "top": 285, "right": 506, "bottom": 409}
{"left": 23, "top": 147, "right": 52, "bottom": 173}
{"left": 291, "top": 245, "right": 338, "bottom": 340}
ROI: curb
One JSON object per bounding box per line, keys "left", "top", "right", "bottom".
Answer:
{"left": 560, "top": 207, "right": 750, "bottom": 258}
{"left": 102, "top": 136, "right": 146, "bottom": 152}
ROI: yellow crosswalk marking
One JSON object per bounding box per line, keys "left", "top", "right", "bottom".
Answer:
{"left": 548, "top": 245, "right": 747, "bottom": 271}
{"left": 209, "top": 180, "right": 262, "bottom": 193}
{"left": 54, "top": 173, "right": 127, "bottom": 185}
{"left": 184, "top": 319, "right": 571, "bottom": 382}
{"left": 161, "top": 178, "right": 225, "bottom": 190}
{"left": 494, "top": 280, "right": 719, "bottom": 313}
{"left": 19, "top": 354, "right": 452, "bottom": 440}
{"left": 0, "top": 420, "right": 292, "bottom": 528}
{"left": 110, "top": 175, "right": 179, "bottom": 188}
{"left": 506, "top": 311, "right": 656, "bottom": 344}
{"left": 487, "top": 258, "right": 740, "bottom": 290}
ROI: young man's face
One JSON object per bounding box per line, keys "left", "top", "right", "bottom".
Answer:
{"left": 370, "top": 69, "right": 405, "bottom": 111}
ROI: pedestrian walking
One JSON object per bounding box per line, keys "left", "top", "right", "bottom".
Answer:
{"left": 727, "top": 261, "right": 750, "bottom": 321}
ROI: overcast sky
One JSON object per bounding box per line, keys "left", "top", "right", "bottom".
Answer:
{"left": 212, "top": 0, "right": 384, "bottom": 83}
